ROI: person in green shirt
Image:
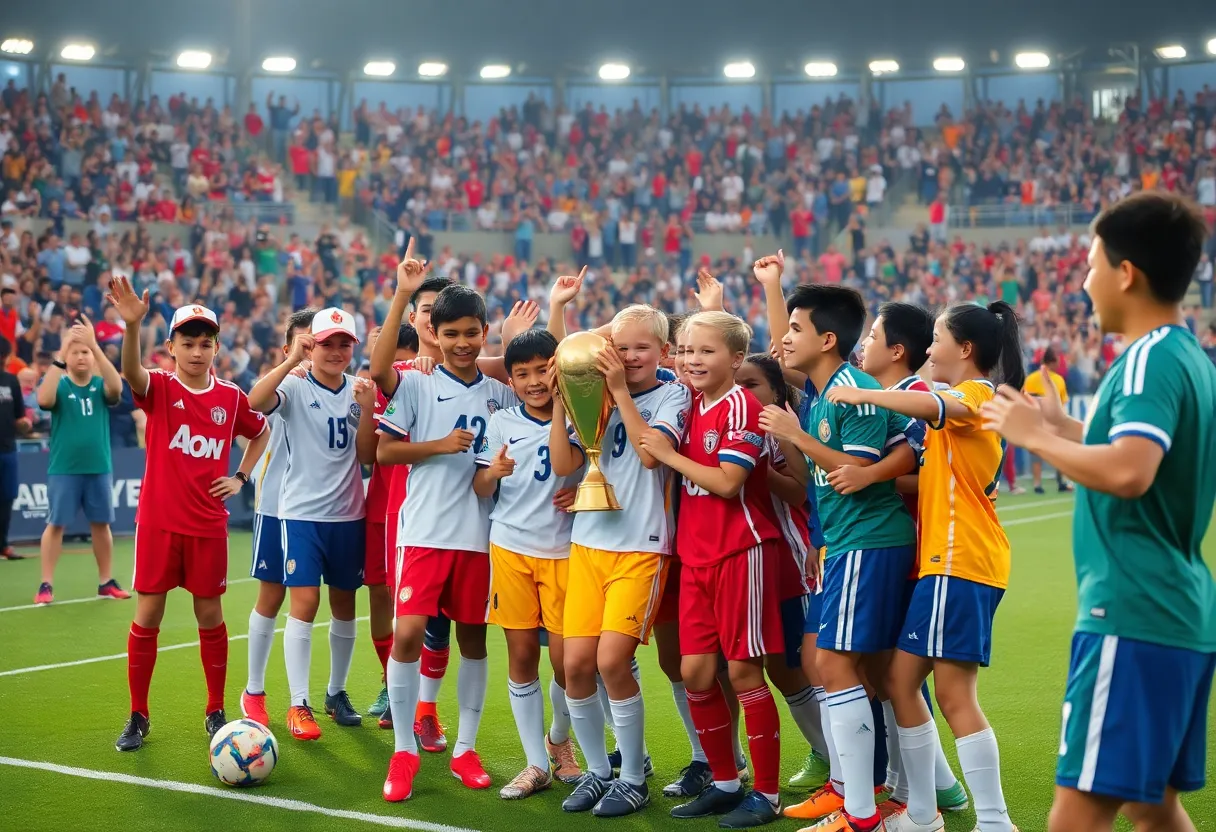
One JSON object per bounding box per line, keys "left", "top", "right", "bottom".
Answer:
{"left": 982, "top": 192, "right": 1215, "bottom": 832}
{"left": 33, "top": 315, "right": 126, "bottom": 606}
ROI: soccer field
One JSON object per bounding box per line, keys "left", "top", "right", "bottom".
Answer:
{"left": 1, "top": 494, "right": 1212, "bottom": 832}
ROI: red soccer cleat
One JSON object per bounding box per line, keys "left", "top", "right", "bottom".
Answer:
{"left": 98, "top": 579, "right": 132, "bottom": 600}
{"left": 241, "top": 690, "right": 270, "bottom": 728}
{"left": 383, "top": 750, "right": 421, "bottom": 802}
{"left": 450, "top": 750, "right": 492, "bottom": 789}
{"left": 414, "top": 708, "right": 447, "bottom": 753}
{"left": 285, "top": 704, "right": 322, "bottom": 741}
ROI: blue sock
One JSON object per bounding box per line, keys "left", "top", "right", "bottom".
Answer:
{"left": 870, "top": 696, "right": 888, "bottom": 788}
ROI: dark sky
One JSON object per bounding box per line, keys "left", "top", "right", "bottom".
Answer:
{"left": 7, "top": 0, "right": 1214, "bottom": 76}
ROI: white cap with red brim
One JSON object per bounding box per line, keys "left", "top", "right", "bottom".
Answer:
{"left": 170, "top": 304, "right": 219, "bottom": 334}
{"left": 311, "top": 307, "right": 360, "bottom": 343}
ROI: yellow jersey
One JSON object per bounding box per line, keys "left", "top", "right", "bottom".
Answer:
{"left": 919, "top": 379, "right": 1011, "bottom": 589}
{"left": 1023, "top": 368, "right": 1068, "bottom": 404}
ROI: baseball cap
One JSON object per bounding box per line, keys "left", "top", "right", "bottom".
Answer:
{"left": 311, "top": 307, "right": 360, "bottom": 343}
{"left": 170, "top": 304, "right": 219, "bottom": 334}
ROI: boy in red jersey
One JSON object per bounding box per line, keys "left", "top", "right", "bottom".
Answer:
{"left": 108, "top": 278, "right": 270, "bottom": 751}
{"left": 638, "top": 311, "right": 786, "bottom": 828}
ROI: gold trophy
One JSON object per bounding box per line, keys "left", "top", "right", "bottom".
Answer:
{"left": 555, "top": 331, "right": 622, "bottom": 511}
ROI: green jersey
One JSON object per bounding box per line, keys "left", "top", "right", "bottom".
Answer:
{"left": 804, "top": 364, "right": 916, "bottom": 556}
{"left": 47, "top": 376, "right": 113, "bottom": 476}
{"left": 1073, "top": 325, "right": 1216, "bottom": 652}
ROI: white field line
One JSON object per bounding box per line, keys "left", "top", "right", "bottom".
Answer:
{"left": 0, "top": 756, "right": 480, "bottom": 832}
{"left": 0, "top": 577, "right": 259, "bottom": 614}
{"left": 995, "top": 496, "right": 1074, "bottom": 513}
{"left": 1002, "top": 510, "right": 1074, "bottom": 527}
{"left": 0, "top": 616, "right": 368, "bottom": 678}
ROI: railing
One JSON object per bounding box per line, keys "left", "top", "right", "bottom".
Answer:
{"left": 197, "top": 200, "right": 297, "bottom": 226}
{"left": 946, "top": 202, "right": 1097, "bottom": 230}
{"left": 373, "top": 207, "right": 779, "bottom": 237}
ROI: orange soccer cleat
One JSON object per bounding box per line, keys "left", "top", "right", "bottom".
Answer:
{"left": 285, "top": 703, "right": 322, "bottom": 741}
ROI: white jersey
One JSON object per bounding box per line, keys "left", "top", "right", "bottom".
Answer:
{"left": 767, "top": 434, "right": 810, "bottom": 596}
{"left": 253, "top": 412, "right": 286, "bottom": 517}
{"left": 380, "top": 367, "right": 518, "bottom": 553}
{"left": 475, "top": 405, "right": 582, "bottom": 559}
{"left": 271, "top": 372, "right": 366, "bottom": 522}
{"left": 571, "top": 381, "right": 691, "bottom": 554}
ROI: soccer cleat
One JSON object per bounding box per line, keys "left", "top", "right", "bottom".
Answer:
{"left": 1033, "top": 486, "right": 1046, "bottom": 495}
{"left": 414, "top": 712, "right": 447, "bottom": 752}
{"left": 663, "top": 759, "right": 714, "bottom": 798}
{"left": 205, "top": 709, "right": 227, "bottom": 739}
{"left": 592, "top": 778, "right": 650, "bottom": 817}
{"left": 547, "top": 736, "right": 582, "bottom": 784}
{"left": 671, "top": 784, "right": 747, "bottom": 818}
{"left": 378, "top": 698, "right": 393, "bottom": 729}
{"left": 324, "top": 690, "right": 363, "bottom": 727}
{"left": 450, "top": 750, "right": 492, "bottom": 789}
{"left": 383, "top": 750, "right": 421, "bottom": 802}
{"left": 240, "top": 690, "right": 270, "bottom": 728}
{"left": 1, "top": 547, "right": 26, "bottom": 560}
{"left": 499, "top": 764, "right": 553, "bottom": 800}
{"left": 881, "top": 809, "right": 942, "bottom": 831}
{"left": 877, "top": 799, "right": 906, "bottom": 820}
{"left": 367, "top": 686, "right": 389, "bottom": 717}
{"left": 286, "top": 703, "right": 322, "bottom": 740}
{"left": 33, "top": 583, "right": 53, "bottom": 606}
{"left": 98, "top": 579, "right": 131, "bottom": 600}
{"left": 1058, "top": 482, "right": 1074, "bottom": 493}
{"left": 936, "top": 781, "right": 969, "bottom": 812}
{"left": 608, "top": 747, "right": 621, "bottom": 769}
{"left": 607, "top": 747, "right": 655, "bottom": 778}
{"left": 719, "top": 791, "right": 781, "bottom": 828}
{"left": 784, "top": 781, "right": 845, "bottom": 820}
{"left": 788, "top": 750, "right": 831, "bottom": 789}
{"left": 115, "top": 712, "right": 150, "bottom": 751}
{"left": 562, "top": 771, "right": 612, "bottom": 812}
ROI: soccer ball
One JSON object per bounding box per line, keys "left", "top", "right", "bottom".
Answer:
{"left": 209, "top": 719, "right": 278, "bottom": 787}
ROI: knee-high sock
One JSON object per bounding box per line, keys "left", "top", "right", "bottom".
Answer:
{"left": 568, "top": 693, "right": 611, "bottom": 778}
{"left": 418, "top": 645, "right": 449, "bottom": 706}
{"left": 672, "top": 682, "right": 707, "bottom": 762}
{"left": 548, "top": 678, "right": 571, "bottom": 744}
{"left": 827, "top": 685, "right": 878, "bottom": 820}
{"left": 816, "top": 686, "right": 843, "bottom": 787}
{"left": 785, "top": 686, "right": 828, "bottom": 758}
{"left": 198, "top": 624, "right": 228, "bottom": 714}
{"left": 595, "top": 673, "right": 615, "bottom": 738}
{"left": 882, "top": 700, "right": 907, "bottom": 802}
{"left": 957, "top": 728, "right": 1012, "bottom": 832}
{"left": 508, "top": 678, "right": 549, "bottom": 771}
{"left": 283, "top": 616, "right": 313, "bottom": 707}
{"left": 897, "top": 720, "right": 938, "bottom": 825}
{"left": 127, "top": 623, "right": 158, "bottom": 717}
{"left": 452, "top": 656, "right": 488, "bottom": 757}
{"left": 738, "top": 686, "right": 781, "bottom": 801}
{"left": 610, "top": 693, "right": 647, "bottom": 786}
{"left": 685, "top": 685, "right": 740, "bottom": 792}
{"left": 932, "top": 718, "right": 959, "bottom": 789}
{"left": 326, "top": 618, "right": 357, "bottom": 696}
{"left": 245, "top": 610, "right": 276, "bottom": 695}
{"left": 387, "top": 657, "right": 420, "bottom": 753}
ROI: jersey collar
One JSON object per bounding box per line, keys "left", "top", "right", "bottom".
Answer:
{"left": 437, "top": 365, "right": 484, "bottom": 388}
{"left": 698, "top": 383, "right": 739, "bottom": 415}
{"left": 518, "top": 405, "right": 551, "bottom": 426}
{"left": 629, "top": 382, "right": 662, "bottom": 399}
{"left": 307, "top": 371, "right": 347, "bottom": 395}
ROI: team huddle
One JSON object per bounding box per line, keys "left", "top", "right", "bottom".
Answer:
{"left": 105, "top": 192, "right": 1215, "bottom": 832}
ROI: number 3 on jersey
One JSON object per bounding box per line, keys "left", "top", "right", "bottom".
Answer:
{"left": 454, "top": 414, "right": 487, "bottom": 453}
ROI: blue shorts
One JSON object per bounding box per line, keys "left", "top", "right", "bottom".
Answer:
{"left": 780, "top": 595, "right": 810, "bottom": 668}
{"left": 47, "top": 472, "right": 114, "bottom": 526}
{"left": 819, "top": 546, "right": 916, "bottom": 653}
{"left": 803, "top": 589, "right": 823, "bottom": 636}
{"left": 1056, "top": 632, "right": 1215, "bottom": 803}
{"left": 281, "top": 519, "right": 366, "bottom": 591}
{"left": 898, "top": 575, "right": 1004, "bottom": 666}
{"left": 250, "top": 514, "right": 284, "bottom": 583}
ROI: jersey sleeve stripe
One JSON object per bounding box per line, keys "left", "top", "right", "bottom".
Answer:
{"left": 654, "top": 422, "right": 681, "bottom": 444}
{"left": 266, "top": 391, "right": 283, "bottom": 416}
{"left": 843, "top": 444, "right": 881, "bottom": 460}
{"left": 719, "top": 449, "right": 756, "bottom": 470}
{"left": 1109, "top": 421, "right": 1172, "bottom": 452}
{"left": 377, "top": 420, "right": 408, "bottom": 439}
{"left": 884, "top": 432, "right": 907, "bottom": 448}
{"left": 929, "top": 393, "right": 947, "bottom": 430}
{"left": 1123, "top": 328, "right": 1168, "bottom": 396}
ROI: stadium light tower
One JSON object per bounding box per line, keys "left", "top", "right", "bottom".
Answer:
{"left": 176, "top": 50, "right": 213, "bottom": 70}
{"left": 933, "top": 56, "right": 965, "bottom": 72}
{"left": 364, "top": 61, "right": 395, "bottom": 77}
{"left": 803, "top": 62, "right": 837, "bottom": 78}
{"left": 598, "top": 63, "right": 630, "bottom": 81}
{"left": 1153, "top": 45, "right": 1186, "bottom": 60}
{"left": 480, "top": 64, "right": 511, "bottom": 79}
{"left": 1, "top": 39, "right": 34, "bottom": 56}
{"left": 1014, "top": 51, "right": 1050, "bottom": 69}
{"left": 1208, "top": 37, "right": 1216, "bottom": 56}
{"left": 262, "top": 56, "right": 296, "bottom": 73}
{"left": 723, "top": 61, "right": 756, "bottom": 79}
{"left": 868, "top": 59, "right": 899, "bottom": 75}
{"left": 60, "top": 43, "right": 95, "bottom": 62}
{"left": 418, "top": 62, "right": 448, "bottom": 77}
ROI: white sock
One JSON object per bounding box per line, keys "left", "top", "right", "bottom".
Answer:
{"left": 816, "top": 687, "right": 843, "bottom": 786}
{"left": 609, "top": 693, "right": 646, "bottom": 786}
{"left": 826, "top": 685, "right": 878, "bottom": 820}
{"left": 957, "top": 728, "right": 1012, "bottom": 831}
{"left": 595, "top": 674, "right": 616, "bottom": 739}
{"left": 898, "top": 720, "right": 938, "bottom": 825}
{"left": 419, "top": 668, "right": 443, "bottom": 704}
{"left": 672, "top": 682, "right": 707, "bottom": 763}
{"left": 326, "top": 618, "right": 357, "bottom": 697}
{"left": 283, "top": 616, "right": 312, "bottom": 707}
{"left": 509, "top": 678, "right": 549, "bottom": 771}
{"left": 387, "top": 657, "right": 420, "bottom": 753}
{"left": 568, "top": 693, "right": 611, "bottom": 778}
{"left": 548, "top": 678, "right": 571, "bottom": 744}
{"left": 245, "top": 610, "right": 276, "bottom": 695}
{"left": 932, "top": 719, "right": 960, "bottom": 790}
{"left": 882, "top": 700, "right": 906, "bottom": 802}
{"left": 452, "top": 656, "right": 488, "bottom": 758}
{"left": 629, "top": 659, "right": 650, "bottom": 756}
{"left": 785, "top": 686, "right": 827, "bottom": 757}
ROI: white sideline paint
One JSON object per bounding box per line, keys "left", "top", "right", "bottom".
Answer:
{"left": 1001, "top": 510, "right": 1074, "bottom": 527}
{"left": 0, "top": 616, "right": 369, "bottom": 678}
{"left": 995, "top": 496, "right": 1073, "bottom": 513}
{"left": 0, "top": 756, "right": 480, "bottom": 832}
{"left": 0, "top": 577, "right": 259, "bottom": 615}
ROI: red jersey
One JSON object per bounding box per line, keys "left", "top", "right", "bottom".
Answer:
{"left": 134, "top": 370, "right": 267, "bottom": 538}
{"left": 370, "top": 360, "right": 415, "bottom": 522}
{"left": 675, "top": 386, "right": 781, "bottom": 567}
{"left": 767, "top": 435, "right": 812, "bottom": 598}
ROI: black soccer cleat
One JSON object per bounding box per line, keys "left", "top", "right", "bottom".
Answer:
{"left": 664, "top": 760, "right": 714, "bottom": 798}
{"left": 205, "top": 709, "right": 228, "bottom": 739}
{"left": 115, "top": 712, "right": 150, "bottom": 751}
{"left": 671, "top": 784, "right": 747, "bottom": 818}
{"left": 324, "top": 690, "right": 363, "bottom": 727}
{"left": 593, "top": 779, "right": 650, "bottom": 817}
{"left": 718, "top": 791, "right": 780, "bottom": 829}
{"left": 562, "top": 771, "right": 612, "bottom": 813}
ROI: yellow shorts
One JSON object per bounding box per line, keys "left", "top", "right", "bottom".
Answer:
{"left": 564, "top": 544, "right": 669, "bottom": 643}
{"left": 487, "top": 544, "right": 569, "bottom": 634}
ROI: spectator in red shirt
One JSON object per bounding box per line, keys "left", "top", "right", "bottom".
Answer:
{"left": 289, "top": 138, "right": 311, "bottom": 193}
{"left": 243, "top": 104, "right": 264, "bottom": 138}
{"left": 817, "top": 245, "right": 846, "bottom": 283}
{"left": 791, "top": 204, "right": 814, "bottom": 259}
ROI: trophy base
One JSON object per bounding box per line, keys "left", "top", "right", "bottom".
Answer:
{"left": 570, "top": 481, "right": 622, "bottom": 512}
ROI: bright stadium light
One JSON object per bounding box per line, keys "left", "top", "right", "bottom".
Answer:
{"left": 60, "top": 43, "right": 95, "bottom": 62}
{"left": 480, "top": 64, "right": 511, "bottom": 79}
{"left": 723, "top": 61, "right": 756, "bottom": 79}
{"left": 261, "top": 56, "right": 296, "bottom": 73}
{"left": 1208, "top": 37, "right": 1216, "bottom": 56}
{"left": 1, "top": 39, "right": 34, "bottom": 56}
{"left": 1015, "top": 51, "right": 1051, "bottom": 69}
{"left": 869, "top": 59, "right": 899, "bottom": 75}
{"left": 804, "top": 62, "right": 838, "bottom": 78}
{"left": 176, "top": 50, "right": 212, "bottom": 70}
{"left": 1153, "top": 45, "right": 1186, "bottom": 60}
{"left": 598, "top": 63, "right": 631, "bottom": 81}
{"left": 363, "top": 61, "right": 396, "bottom": 77}
{"left": 933, "top": 56, "right": 965, "bottom": 72}
{"left": 418, "top": 61, "right": 448, "bottom": 77}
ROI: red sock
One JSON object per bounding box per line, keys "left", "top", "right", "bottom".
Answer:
{"left": 420, "top": 644, "right": 449, "bottom": 683}
{"left": 738, "top": 685, "right": 781, "bottom": 796}
{"left": 686, "top": 684, "right": 738, "bottom": 784}
{"left": 372, "top": 635, "right": 393, "bottom": 678}
{"left": 128, "top": 623, "right": 159, "bottom": 718}
{"left": 198, "top": 624, "right": 228, "bottom": 714}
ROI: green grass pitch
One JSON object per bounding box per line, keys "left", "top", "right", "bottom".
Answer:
{"left": 0, "top": 493, "right": 1212, "bottom": 832}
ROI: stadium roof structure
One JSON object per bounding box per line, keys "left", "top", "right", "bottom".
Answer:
{"left": 5, "top": 0, "right": 1215, "bottom": 78}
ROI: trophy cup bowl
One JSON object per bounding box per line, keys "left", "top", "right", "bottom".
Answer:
{"left": 555, "top": 331, "right": 622, "bottom": 512}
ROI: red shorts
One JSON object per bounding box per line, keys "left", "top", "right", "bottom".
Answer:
{"left": 133, "top": 525, "right": 228, "bottom": 597}
{"left": 679, "top": 542, "right": 784, "bottom": 661}
{"left": 385, "top": 514, "right": 400, "bottom": 592}
{"left": 396, "top": 546, "right": 489, "bottom": 625}
{"left": 655, "top": 558, "right": 681, "bottom": 625}
{"left": 364, "top": 521, "right": 387, "bottom": 587}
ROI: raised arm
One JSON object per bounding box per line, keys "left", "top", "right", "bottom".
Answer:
{"left": 753, "top": 250, "right": 789, "bottom": 347}
{"left": 547, "top": 266, "right": 586, "bottom": 341}
{"left": 373, "top": 241, "right": 430, "bottom": 397}
{"left": 105, "top": 276, "right": 150, "bottom": 396}
{"left": 692, "top": 269, "right": 725, "bottom": 312}
{"left": 78, "top": 315, "right": 122, "bottom": 403}
{"left": 248, "top": 333, "right": 312, "bottom": 412}
{"left": 37, "top": 327, "right": 76, "bottom": 410}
